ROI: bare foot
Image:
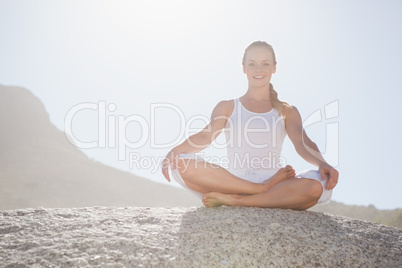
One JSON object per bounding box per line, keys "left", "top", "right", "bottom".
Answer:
{"left": 202, "top": 192, "right": 240, "bottom": 207}
{"left": 262, "top": 165, "right": 296, "bottom": 190}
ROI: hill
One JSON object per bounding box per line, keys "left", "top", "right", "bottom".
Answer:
{"left": 0, "top": 85, "right": 200, "bottom": 209}
{"left": 310, "top": 201, "right": 402, "bottom": 229}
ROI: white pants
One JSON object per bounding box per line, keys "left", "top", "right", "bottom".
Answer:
{"left": 170, "top": 154, "right": 332, "bottom": 204}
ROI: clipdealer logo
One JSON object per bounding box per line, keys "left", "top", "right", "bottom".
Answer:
{"left": 64, "top": 100, "right": 339, "bottom": 172}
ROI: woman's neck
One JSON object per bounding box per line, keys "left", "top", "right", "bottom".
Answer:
{"left": 242, "top": 85, "right": 271, "bottom": 101}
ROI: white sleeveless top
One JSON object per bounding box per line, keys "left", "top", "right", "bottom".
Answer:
{"left": 223, "top": 98, "right": 287, "bottom": 180}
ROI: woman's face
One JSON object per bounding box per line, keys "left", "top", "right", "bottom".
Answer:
{"left": 243, "top": 46, "right": 276, "bottom": 87}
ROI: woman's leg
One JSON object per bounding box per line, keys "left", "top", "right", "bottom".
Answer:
{"left": 176, "top": 159, "right": 295, "bottom": 195}
{"left": 202, "top": 178, "right": 323, "bottom": 210}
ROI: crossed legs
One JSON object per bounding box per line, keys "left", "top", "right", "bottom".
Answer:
{"left": 202, "top": 179, "right": 322, "bottom": 210}
{"left": 177, "top": 159, "right": 323, "bottom": 210}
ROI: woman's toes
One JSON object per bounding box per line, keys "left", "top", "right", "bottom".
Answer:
{"left": 286, "top": 165, "right": 294, "bottom": 172}
{"left": 287, "top": 170, "right": 296, "bottom": 178}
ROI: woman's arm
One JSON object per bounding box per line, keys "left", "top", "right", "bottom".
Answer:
{"left": 284, "top": 105, "right": 339, "bottom": 190}
{"left": 161, "top": 100, "right": 233, "bottom": 181}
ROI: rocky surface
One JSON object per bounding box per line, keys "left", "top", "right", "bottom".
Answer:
{"left": 1, "top": 206, "right": 401, "bottom": 267}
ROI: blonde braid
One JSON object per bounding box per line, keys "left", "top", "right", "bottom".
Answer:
{"left": 270, "top": 83, "right": 290, "bottom": 115}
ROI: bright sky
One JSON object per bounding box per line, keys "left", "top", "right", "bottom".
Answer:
{"left": 1, "top": 0, "right": 401, "bottom": 209}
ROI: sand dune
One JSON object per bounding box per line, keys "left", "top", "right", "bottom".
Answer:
{"left": 1, "top": 206, "right": 401, "bottom": 267}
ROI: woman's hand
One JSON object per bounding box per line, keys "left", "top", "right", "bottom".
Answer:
{"left": 319, "top": 163, "right": 339, "bottom": 190}
{"left": 161, "top": 150, "right": 179, "bottom": 182}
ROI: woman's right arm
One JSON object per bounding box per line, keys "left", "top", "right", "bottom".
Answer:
{"left": 161, "top": 100, "right": 233, "bottom": 182}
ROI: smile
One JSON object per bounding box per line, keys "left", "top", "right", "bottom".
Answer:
{"left": 253, "top": 75, "right": 265, "bottom": 79}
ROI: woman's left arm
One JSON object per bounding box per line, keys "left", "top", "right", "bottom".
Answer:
{"left": 284, "top": 106, "right": 339, "bottom": 190}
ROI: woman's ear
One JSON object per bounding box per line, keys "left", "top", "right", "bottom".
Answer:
{"left": 243, "top": 64, "right": 246, "bottom": 74}
{"left": 273, "top": 64, "right": 277, "bottom": 74}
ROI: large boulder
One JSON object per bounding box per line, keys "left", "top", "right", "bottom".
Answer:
{"left": 1, "top": 206, "right": 401, "bottom": 267}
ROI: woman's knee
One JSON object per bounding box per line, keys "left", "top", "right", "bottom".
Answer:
{"left": 297, "top": 178, "right": 323, "bottom": 201}
{"left": 306, "top": 179, "right": 323, "bottom": 201}
{"left": 297, "top": 170, "right": 323, "bottom": 200}
{"left": 177, "top": 159, "right": 203, "bottom": 178}
{"left": 177, "top": 159, "right": 192, "bottom": 177}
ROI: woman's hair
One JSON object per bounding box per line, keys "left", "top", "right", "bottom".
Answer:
{"left": 242, "top": 41, "right": 290, "bottom": 115}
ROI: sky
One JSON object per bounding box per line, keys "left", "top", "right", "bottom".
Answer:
{"left": 1, "top": 0, "right": 402, "bottom": 209}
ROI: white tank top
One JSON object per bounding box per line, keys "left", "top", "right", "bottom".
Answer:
{"left": 223, "top": 98, "right": 287, "bottom": 178}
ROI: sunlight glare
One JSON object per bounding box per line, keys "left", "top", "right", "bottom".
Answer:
{"left": 99, "top": 0, "right": 227, "bottom": 43}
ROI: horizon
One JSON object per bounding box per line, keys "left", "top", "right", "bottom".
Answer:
{"left": 1, "top": 0, "right": 402, "bottom": 210}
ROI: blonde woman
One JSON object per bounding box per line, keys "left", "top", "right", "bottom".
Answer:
{"left": 161, "top": 41, "right": 339, "bottom": 210}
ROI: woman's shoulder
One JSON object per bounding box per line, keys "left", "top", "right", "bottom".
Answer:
{"left": 212, "top": 99, "right": 235, "bottom": 117}
{"left": 282, "top": 104, "right": 302, "bottom": 121}
{"left": 216, "top": 99, "right": 235, "bottom": 110}
{"left": 282, "top": 103, "right": 297, "bottom": 113}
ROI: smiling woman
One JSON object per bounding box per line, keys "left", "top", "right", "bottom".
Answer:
{"left": 161, "top": 41, "right": 339, "bottom": 210}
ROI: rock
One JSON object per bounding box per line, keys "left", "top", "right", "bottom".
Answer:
{"left": 1, "top": 206, "right": 401, "bottom": 267}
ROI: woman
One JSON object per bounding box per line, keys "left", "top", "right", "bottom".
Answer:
{"left": 161, "top": 41, "right": 339, "bottom": 210}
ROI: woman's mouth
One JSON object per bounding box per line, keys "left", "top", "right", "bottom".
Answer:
{"left": 253, "top": 75, "right": 265, "bottom": 79}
